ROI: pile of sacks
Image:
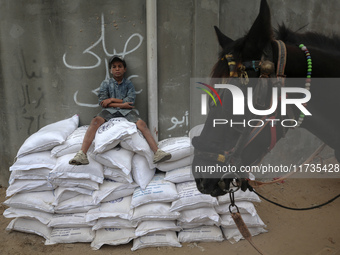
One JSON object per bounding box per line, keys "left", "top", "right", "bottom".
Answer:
{"left": 3, "top": 115, "right": 267, "bottom": 250}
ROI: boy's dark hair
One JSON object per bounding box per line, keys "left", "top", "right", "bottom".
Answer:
{"left": 109, "top": 55, "right": 127, "bottom": 69}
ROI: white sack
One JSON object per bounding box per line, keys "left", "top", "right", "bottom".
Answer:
{"left": 177, "top": 219, "right": 219, "bottom": 229}
{"left": 50, "top": 178, "right": 99, "bottom": 191}
{"left": 92, "top": 179, "right": 137, "bottom": 204}
{"left": 135, "top": 220, "right": 181, "bottom": 237}
{"left": 6, "top": 179, "right": 53, "bottom": 197}
{"left": 91, "top": 228, "right": 136, "bottom": 250}
{"left": 177, "top": 207, "right": 220, "bottom": 226}
{"left": 16, "top": 114, "right": 79, "bottom": 158}
{"left": 132, "top": 154, "right": 156, "bottom": 190}
{"left": 4, "top": 191, "right": 55, "bottom": 213}
{"left": 45, "top": 227, "right": 95, "bottom": 245}
{"left": 131, "top": 202, "right": 180, "bottom": 222}
{"left": 48, "top": 213, "right": 96, "bottom": 228}
{"left": 51, "top": 125, "right": 88, "bottom": 157}
{"left": 157, "top": 137, "right": 193, "bottom": 162}
{"left": 130, "top": 174, "right": 179, "bottom": 208}
{"left": 120, "top": 129, "right": 155, "bottom": 169}
{"left": 170, "top": 181, "right": 218, "bottom": 212}
{"left": 132, "top": 231, "right": 181, "bottom": 251}
{"left": 10, "top": 151, "right": 57, "bottom": 171}
{"left": 93, "top": 117, "right": 137, "bottom": 154}
{"left": 53, "top": 186, "right": 93, "bottom": 206}
{"left": 89, "top": 146, "right": 134, "bottom": 175}
{"left": 220, "top": 213, "right": 266, "bottom": 228}
{"left": 222, "top": 226, "right": 268, "bottom": 244}
{"left": 92, "top": 217, "right": 138, "bottom": 230}
{"left": 86, "top": 196, "right": 133, "bottom": 222}
{"left": 49, "top": 153, "right": 104, "bottom": 184}
{"left": 9, "top": 168, "right": 50, "bottom": 184}
{"left": 54, "top": 194, "right": 98, "bottom": 214}
{"left": 100, "top": 188, "right": 136, "bottom": 203}
{"left": 6, "top": 218, "right": 52, "bottom": 240}
{"left": 178, "top": 226, "right": 224, "bottom": 243}
{"left": 103, "top": 166, "right": 133, "bottom": 184}
{"left": 3, "top": 207, "right": 53, "bottom": 225}
{"left": 164, "top": 165, "right": 194, "bottom": 183}
{"left": 189, "top": 124, "right": 204, "bottom": 140}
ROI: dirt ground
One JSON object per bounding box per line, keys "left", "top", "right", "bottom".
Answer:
{"left": 0, "top": 162, "right": 339, "bottom": 255}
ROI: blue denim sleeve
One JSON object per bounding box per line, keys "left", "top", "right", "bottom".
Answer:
{"left": 98, "top": 80, "right": 110, "bottom": 105}
{"left": 122, "top": 81, "right": 136, "bottom": 104}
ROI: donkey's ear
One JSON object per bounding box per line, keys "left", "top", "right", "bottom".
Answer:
{"left": 214, "top": 26, "right": 234, "bottom": 49}
{"left": 244, "top": 0, "right": 273, "bottom": 53}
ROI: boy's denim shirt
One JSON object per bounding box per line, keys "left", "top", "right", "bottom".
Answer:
{"left": 98, "top": 78, "right": 136, "bottom": 116}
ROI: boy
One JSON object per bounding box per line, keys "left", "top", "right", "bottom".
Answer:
{"left": 69, "top": 55, "right": 171, "bottom": 165}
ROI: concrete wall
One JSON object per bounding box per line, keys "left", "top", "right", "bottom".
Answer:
{"left": 1, "top": 0, "right": 339, "bottom": 186}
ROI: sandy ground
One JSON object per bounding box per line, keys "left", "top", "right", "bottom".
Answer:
{"left": 0, "top": 161, "right": 339, "bottom": 255}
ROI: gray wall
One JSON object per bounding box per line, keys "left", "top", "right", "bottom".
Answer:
{"left": 1, "top": 0, "right": 339, "bottom": 186}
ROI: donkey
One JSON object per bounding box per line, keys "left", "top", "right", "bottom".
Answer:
{"left": 192, "top": 0, "right": 340, "bottom": 197}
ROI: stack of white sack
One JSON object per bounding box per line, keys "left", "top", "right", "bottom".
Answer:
{"left": 4, "top": 116, "right": 155, "bottom": 247}
{"left": 48, "top": 117, "right": 155, "bottom": 246}
{"left": 155, "top": 135, "right": 222, "bottom": 245}
{"left": 187, "top": 124, "right": 267, "bottom": 243}
{"left": 129, "top": 173, "right": 182, "bottom": 251}
{"left": 45, "top": 158, "right": 123, "bottom": 245}
{"left": 4, "top": 115, "right": 80, "bottom": 242}
{"left": 217, "top": 188, "right": 267, "bottom": 243}
{"left": 171, "top": 181, "right": 224, "bottom": 243}
{"left": 142, "top": 126, "right": 222, "bottom": 243}
{"left": 88, "top": 195, "right": 137, "bottom": 249}
{"left": 43, "top": 118, "right": 135, "bottom": 245}
{"left": 4, "top": 115, "right": 268, "bottom": 250}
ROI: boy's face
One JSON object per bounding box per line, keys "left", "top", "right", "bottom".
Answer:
{"left": 110, "top": 60, "right": 126, "bottom": 81}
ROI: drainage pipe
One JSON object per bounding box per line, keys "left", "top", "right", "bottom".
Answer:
{"left": 146, "top": 0, "right": 158, "bottom": 141}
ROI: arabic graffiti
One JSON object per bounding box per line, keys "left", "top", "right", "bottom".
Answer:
{"left": 14, "top": 49, "right": 43, "bottom": 80}
{"left": 167, "top": 111, "right": 189, "bottom": 131}
{"left": 20, "top": 84, "right": 45, "bottom": 135}
{"left": 63, "top": 13, "right": 144, "bottom": 107}
{"left": 14, "top": 50, "right": 46, "bottom": 134}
